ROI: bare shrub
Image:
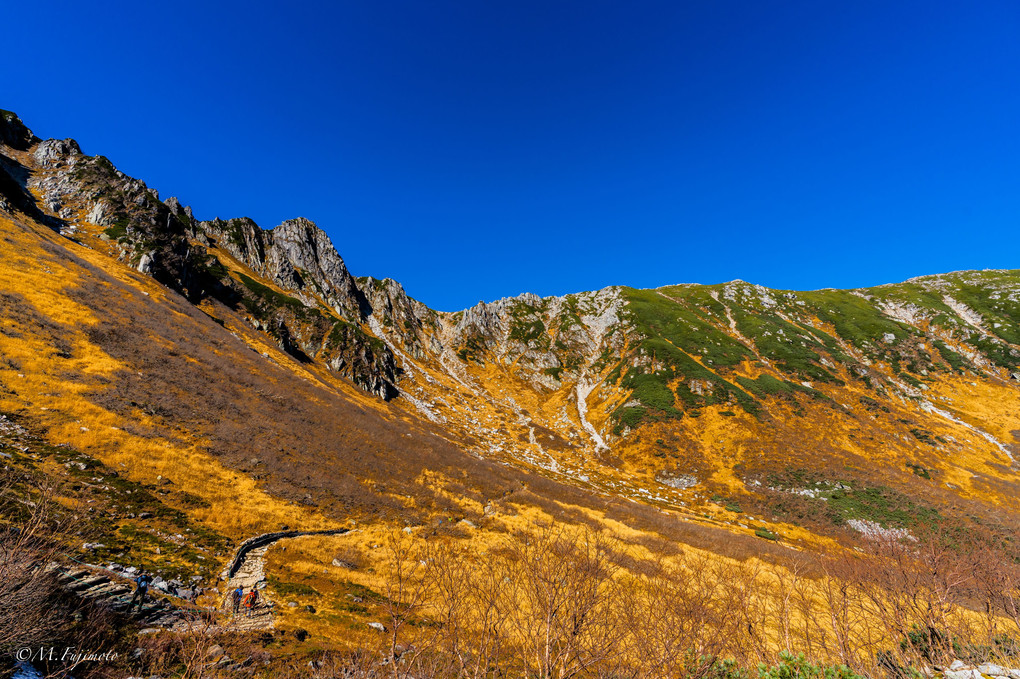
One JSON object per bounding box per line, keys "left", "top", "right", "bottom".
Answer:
{"left": 365, "top": 522, "right": 1020, "bottom": 679}
{"left": 333, "top": 544, "right": 368, "bottom": 570}
{"left": 0, "top": 474, "right": 78, "bottom": 658}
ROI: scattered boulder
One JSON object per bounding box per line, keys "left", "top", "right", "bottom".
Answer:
{"left": 367, "top": 622, "right": 386, "bottom": 632}
{"left": 206, "top": 645, "right": 224, "bottom": 660}
{"left": 940, "top": 662, "right": 990, "bottom": 679}
{"left": 655, "top": 471, "right": 698, "bottom": 490}
{"left": 976, "top": 664, "right": 1020, "bottom": 678}
{"left": 137, "top": 253, "right": 154, "bottom": 275}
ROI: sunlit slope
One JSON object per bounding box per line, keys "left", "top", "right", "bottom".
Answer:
{"left": 2, "top": 106, "right": 1018, "bottom": 559}
{"left": 365, "top": 272, "right": 1019, "bottom": 536}
{"left": 0, "top": 196, "right": 780, "bottom": 582}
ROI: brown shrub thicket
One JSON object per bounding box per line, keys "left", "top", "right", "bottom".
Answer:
{"left": 0, "top": 473, "right": 121, "bottom": 677}
{"left": 343, "top": 526, "right": 1020, "bottom": 679}
{"left": 0, "top": 474, "right": 72, "bottom": 659}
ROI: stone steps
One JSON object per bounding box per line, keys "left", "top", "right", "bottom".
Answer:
{"left": 50, "top": 563, "right": 199, "bottom": 631}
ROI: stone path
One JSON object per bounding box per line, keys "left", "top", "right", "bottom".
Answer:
{"left": 218, "top": 528, "right": 349, "bottom": 631}
{"left": 48, "top": 563, "right": 201, "bottom": 631}
{"left": 47, "top": 528, "right": 350, "bottom": 635}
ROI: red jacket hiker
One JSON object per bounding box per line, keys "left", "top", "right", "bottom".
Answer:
{"left": 242, "top": 588, "right": 259, "bottom": 617}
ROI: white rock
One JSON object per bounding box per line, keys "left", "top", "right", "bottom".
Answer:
{"left": 367, "top": 622, "right": 386, "bottom": 632}
{"left": 944, "top": 670, "right": 981, "bottom": 679}
{"left": 655, "top": 472, "right": 698, "bottom": 490}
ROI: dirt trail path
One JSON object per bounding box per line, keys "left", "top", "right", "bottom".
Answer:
{"left": 219, "top": 528, "right": 349, "bottom": 631}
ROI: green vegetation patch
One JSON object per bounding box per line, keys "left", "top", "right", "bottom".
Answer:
{"left": 0, "top": 414, "right": 231, "bottom": 581}
{"left": 325, "top": 319, "right": 386, "bottom": 355}
{"left": 267, "top": 575, "right": 320, "bottom": 598}
{"left": 825, "top": 485, "right": 941, "bottom": 529}
{"left": 906, "top": 462, "right": 934, "bottom": 479}
{"left": 729, "top": 305, "right": 843, "bottom": 384}
{"left": 236, "top": 272, "right": 316, "bottom": 319}
{"left": 622, "top": 288, "right": 749, "bottom": 367}
{"left": 610, "top": 335, "right": 759, "bottom": 431}
{"left": 456, "top": 331, "right": 488, "bottom": 364}
{"left": 763, "top": 468, "right": 943, "bottom": 531}
{"left": 735, "top": 375, "right": 827, "bottom": 401}
{"left": 799, "top": 289, "right": 916, "bottom": 360}
{"left": 965, "top": 333, "right": 1020, "bottom": 370}
{"left": 933, "top": 340, "right": 967, "bottom": 372}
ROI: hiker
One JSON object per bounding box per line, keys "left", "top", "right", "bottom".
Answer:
{"left": 130, "top": 573, "right": 152, "bottom": 613}
{"left": 242, "top": 587, "right": 259, "bottom": 618}
{"left": 231, "top": 585, "right": 244, "bottom": 615}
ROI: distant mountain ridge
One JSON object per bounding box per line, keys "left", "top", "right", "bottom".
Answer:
{"left": 2, "top": 108, "right": 1018, "bottom": 548}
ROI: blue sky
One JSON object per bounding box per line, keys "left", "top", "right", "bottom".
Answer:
{"left": 5, "top": 1, "right": 1019, "bottom": 310}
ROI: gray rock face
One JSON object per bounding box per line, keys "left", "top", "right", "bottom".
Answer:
{"left": 359, "top": 277, "right": 441, "bottom": 358}
{"left": 202, "top": 216, "right": 362, "bottom": 319}
{"left": 425, "top": 287, "right": 624, "bottom": 389}
{"left": 137, "top": 253, "right": 154, "bottom": 274}
{"left": 32, "top": 138, "right": 81, "bottom": 168}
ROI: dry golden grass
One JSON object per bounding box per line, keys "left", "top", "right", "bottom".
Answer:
{"left": 0, "top": 213, "right": 335, "bottom": 540}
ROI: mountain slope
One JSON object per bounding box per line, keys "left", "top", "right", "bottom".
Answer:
{"left": 2, "top": 107, "right": 1019, "bottom": 570}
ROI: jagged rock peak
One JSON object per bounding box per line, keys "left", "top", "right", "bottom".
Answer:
{"left": 270, "top": 218, "right": 351, "bottom": 284}
{"left": 0, "top": 109, "right": 41, "bottom": 151}
{"left": 31, "top": 138, "right": 83, "bottom": 168}
{"left": 200, "top": 215, "right": 362, "bottom": 319}
{"left": 164, "top": 196, "right": 195, "bottom": 221}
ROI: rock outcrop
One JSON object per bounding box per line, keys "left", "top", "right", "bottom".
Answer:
{"left": 202, "top": 216, "right": 363, "bottom": 319}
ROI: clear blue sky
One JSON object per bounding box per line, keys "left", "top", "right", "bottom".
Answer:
{"left": 5, "top": 1, "right": 1019, "bottom": 311}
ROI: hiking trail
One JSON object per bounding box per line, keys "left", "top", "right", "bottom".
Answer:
{"left": 219, "top": 528, "right": 350, "bottom": 631}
